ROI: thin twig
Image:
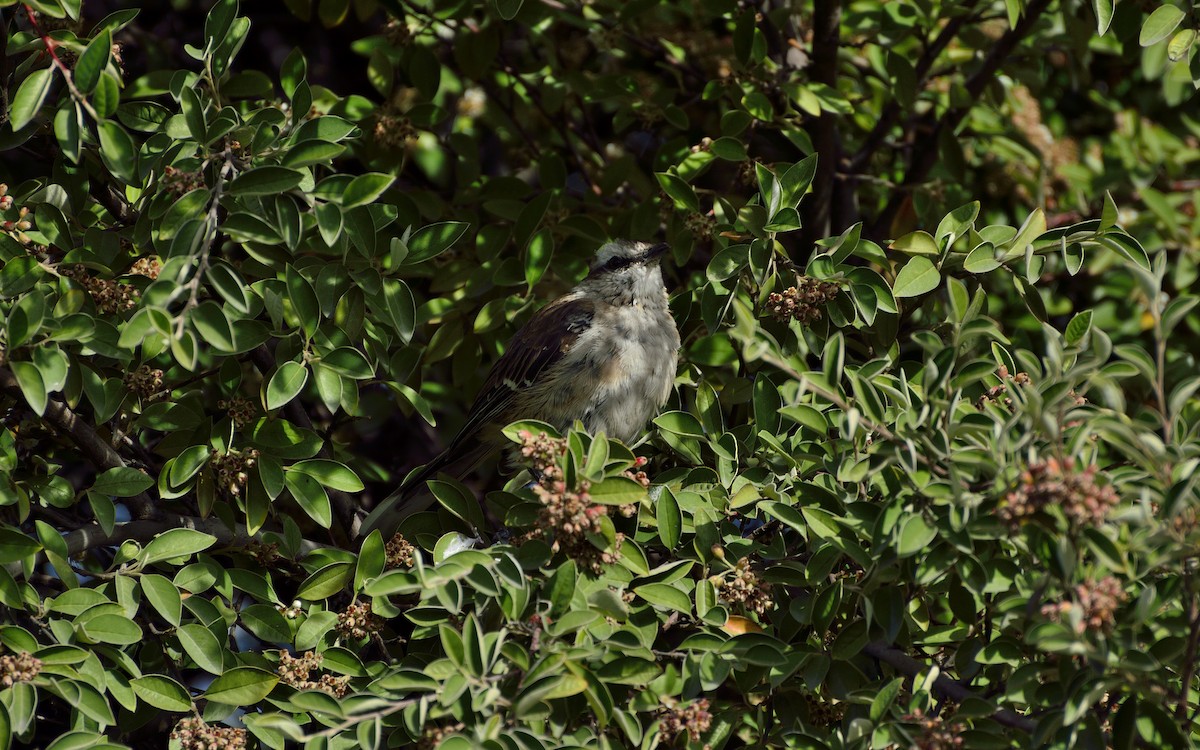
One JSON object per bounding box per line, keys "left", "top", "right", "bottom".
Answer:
{"left": 801, "top": 0, "right": 843, "bottom": 247}
{"left": 171, "top": 148, "right": 235, "bottom": 336}
{"left": 868, "top": 0, "right": 1052, "bottom": 240}
{"left": 61, "top": 514, "right": 325, "bottom": 557}
{"left": 23, "top": 4, "right": 102, "bottom": 122}
{"left": 848, "top": 3, "right": 979, "bottom": 173}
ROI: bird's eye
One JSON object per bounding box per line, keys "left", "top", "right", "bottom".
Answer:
{"left": 605, "top": 256, "right": 629, "bottom": 270}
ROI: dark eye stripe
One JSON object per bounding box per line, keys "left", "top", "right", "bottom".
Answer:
{"left": 605, "top": 255, "right": 634, "bottom": 271}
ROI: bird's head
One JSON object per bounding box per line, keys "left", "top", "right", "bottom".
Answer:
{"left": 582, "top": 240, "right": 670, "bottom": 305}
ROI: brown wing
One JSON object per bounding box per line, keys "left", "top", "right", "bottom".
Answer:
{"left": 359, "top": 297, "right": 596, "bottom": 537}
{"left": 444, "top": 295, "right": 595, "bottom": 454}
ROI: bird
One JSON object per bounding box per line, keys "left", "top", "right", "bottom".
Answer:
{"left": 358, "top": 239, "right": 680, "bottom": 537}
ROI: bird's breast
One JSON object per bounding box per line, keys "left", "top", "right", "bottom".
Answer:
{"left": 579, "top": 305, "right": 679, "bottom": 443}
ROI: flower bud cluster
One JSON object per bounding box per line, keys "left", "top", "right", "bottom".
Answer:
{"left": 170, "top": 717, "right": 247, "bottom": 750}
{"left": 802, "top": 692, "right": 845, "bottom": 727}
{"left": 373, "top": 113, "right": 418, "bottom": 150}
{"left": 766, "top": 278, "right": 840, "bottom": 324}
{"left": 712, "top": 557, "right": 774, "bottom": 616}
{"left": 1, "top": 189, "right": 34, "bottom": 244}
{"left": 218, "top": 397, "right": 257, "bottom": 428}
{"left": 1041, "top": 575, "right": 1126, "bottom": 634}
{"left": 385, "top": 533, "right": 416, "bottom": 569}
{"left": 624, "top": 456, "right": 651, "bottom": 489}
{"left": 123, "top": 365, "right": 164, "bottom": 400}
{"left": 0, "top": 651, "right": 41, "bottom": 686}
{"left": 684, "top": 212, "right": 717, "bottom": 238}
{"left": 61, "top": 265, "right": 140, "bottom": 316}
{"left": 128, "top": 256, "right": 161, "bottom": 279}
{"left": 417, "top": 723, "right": 465, "bottom": 750}
{"left": 999, "top": 457, "right": 1119, "bottom": 528}
{"left": 659, "top": 698, "right": 713, "bottom": 743}
{"left": 276, "top": 650, "right": 350, "bottom": 697}
{"left": 162, "top": 165, "right": 205, "bottom": 197}
{"left": 518, "top": 430, "right": 632, "bottom": 574}
{"left": 384, "top": 16, "right": 412, "bottom": 45}
{"left": 903, "top": 708, "right": 964, "bottom": 750}
{"left": 975, "top": 365, "right": 1032, "bottom": 410}
{"left": 209, "top": 448, "right": 259, "bottom": 498}
{"left": 246, "top": 540, "right": 279, "bottom": 566}
{"left": 337, "top": 601, "right": 383, "bottom": 640}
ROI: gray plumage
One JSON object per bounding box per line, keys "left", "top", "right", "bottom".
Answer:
{"left": 358, "top": 239, "right": 680, "bottom": 537}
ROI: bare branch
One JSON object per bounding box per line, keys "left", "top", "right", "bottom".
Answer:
{"left": 801, "top": 0, "right": 843, "bottom": 249}
{"left": 864, "top": 641, "right": 1036, "bottom": 733}
{"left": 867, "top": 0, "right": 1052, "bottom": 241}
{"left": 0, "top": 367, "right": 159, "bottom": 520}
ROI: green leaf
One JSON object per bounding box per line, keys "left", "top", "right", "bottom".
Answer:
{"left": 589, "top": 477, "right": 648, "bottom": 505}
{"left": 141, "top": 573, "right": 183, "bottom": 626}
{"left": 495, "top": 0, "right": 524, "bottom": 20}
{"left": 383, "top": 279, "right": 416, "bottom": 343}
{"left": 1167, "top": 28, "right": 1196, "bottom": 61}
{"left": 655, "top": 172, "right": 700, "bottom": 212}
{"left": 405, "top": 221, "right": 470, "bottom": 264}
{"left": 342, "top": 173, "right": 394, "bottom": 208}
{"left": 97, "top": 121, "right": 137, "bottom": 183}
{"left": 79, "top": 613, "right": 143, "bottom": 645}
{"left": 168, "top": 444, "right": 210, "bottom": 487}
{"left": 296, "top": 561, "right": 352, "bottom": 600}
{"left": 285, "top": 471, "right": 331, "bottom": 528}
{"left": 141, "top": 528, "right": 218, "bottom": 565}
{"left": 633, "top": 583, "right": 692, "bottom": 613}
{"left": 525, "top": 229, "right": 554, "bottom": 288}
{"left": 656, "top": 489, "right": 681, "bottom": 549}
{"left": 896, "top": 515, "right": 937, "bottom": 558}
{"left": 290, "top": 459, "right": 365, "bottom": 492}
{"left": 177, "top": 623, "right": 225, "bottom": 674}
{"left": 1140, "top": 4, "right": 1186, "bottom": 46}
{"left": 779, "top": 154, "right": 818, "bottom": 210}
{"left": 190, "top": 301, "right": 235, "bottom": 351}
{"left": 266, "top": 361, "right": 308, "bottom": 410}
{"left": 204, "top": 667, "right": 279, "bottom": 705}
{"left": 229, "top": 167, "right": 304, "bottom": 196}
{"left": 10, "top": 69, "right": 54, "bottom": 131}
{"left": 10, "top": 362, "right": 47, "bottom": 416}
{"left": 92, "top": 72, "right": 120, "bottom": 118}
{"left": 0, "top": 529, "right": 41, "bottom": 564}
{"left": 75, "top": 28, "right": 112, "bottom": 94}
{"left": 1065, "top": 310, "right": 1093, "bottom": 346}
{"left": 131, "top": 675, "right": 192, "bottom": 712}
{"left": 890, "top": 231, "right": 940, "bottom": 257}
{"left": 891, "top": 256, "right": 940, "bottom": 298}
{"left": 91, "top": 467, "right": 154, "bottom": 497}
{"left": 283, "top": 140, "right": 346, "bottom": 169}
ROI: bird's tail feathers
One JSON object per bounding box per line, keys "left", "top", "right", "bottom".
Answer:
{"left": 357, "top": 445, "right": 491, "bottom": 538}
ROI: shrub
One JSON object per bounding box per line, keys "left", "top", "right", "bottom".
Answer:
{"left": 1, "top": 0, "right": 1199, "bottom": 748}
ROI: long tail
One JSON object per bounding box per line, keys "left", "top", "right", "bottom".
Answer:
{"left": 356, "top": 444, "right": 489, "bottom": 538}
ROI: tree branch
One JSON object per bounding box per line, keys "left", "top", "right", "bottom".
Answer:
{"left": 867, "top": 0, "right": 1052, "bottom": 241}
{"left": 0, "top": 367, "right": 159, "bottom": 520}
{"left": 864, "top": 641, "right": 1036, "bottom": 732}
{"left": 62, "top": 514, "right": 324, "bottom": 557}
{"left": 800, "top": 0, "right": 843, "bottom": 249}
{"left": 847, "top": 3, "right": 979, "bottom": 173}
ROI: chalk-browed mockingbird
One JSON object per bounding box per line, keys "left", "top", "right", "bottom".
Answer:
{"left": 359, "top": 239, "right": 679, "bottom": 537}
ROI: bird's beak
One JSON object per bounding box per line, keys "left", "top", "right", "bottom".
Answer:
{"left": 644, "top": 243, "right": 670, "bottom": 262}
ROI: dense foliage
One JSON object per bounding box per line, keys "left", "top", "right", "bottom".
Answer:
{"left": 1, "top": 0, "right": 1200, "bottom": 748}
